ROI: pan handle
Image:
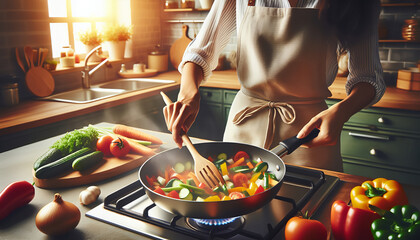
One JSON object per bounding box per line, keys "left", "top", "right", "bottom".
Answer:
{"left": 280, "top": 128, "right": 320, "bottom": 154}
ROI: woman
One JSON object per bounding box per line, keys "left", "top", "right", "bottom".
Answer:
{"left": 163, "top": 0, "right": 385, "bottom": 171}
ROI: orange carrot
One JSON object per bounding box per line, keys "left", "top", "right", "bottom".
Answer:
{"left": 188, "top": 172, "right": 200, "bottom": 186}
{"left": 113, "top": 124, "right": 163, "bottom": 145}
{"left": 125, "top": 137, "right": 155, "bottom": 156}
{"left": 246, "top": 161, "right": 254, "bottom": 169}
{"left": 228, "top": 157, "right": 245, "bottom": 169}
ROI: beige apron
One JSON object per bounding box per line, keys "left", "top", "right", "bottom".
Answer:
{"left": 223, "top": 3, "right": 343, "bottom": 171}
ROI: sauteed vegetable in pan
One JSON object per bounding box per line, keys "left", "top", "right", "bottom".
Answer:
{"left": 145, "top": 150, "right": 279, "bottom": 202}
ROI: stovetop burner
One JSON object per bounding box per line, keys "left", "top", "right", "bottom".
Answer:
{"left": 87, "top": 165, "right": 340, "bottom": 240}
{"left": 186, "top": 217, "right": 245, "bottom": 237}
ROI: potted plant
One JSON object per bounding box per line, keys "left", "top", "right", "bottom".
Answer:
{"left": 79, "top": 29, "right": 103, "bottom": 62}
{"left": 103, "top": 24, "right": 132, "bottom": 60}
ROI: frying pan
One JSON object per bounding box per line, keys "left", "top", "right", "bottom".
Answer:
{"left": 138, "top": 129, "right": 319, "bottom": 219}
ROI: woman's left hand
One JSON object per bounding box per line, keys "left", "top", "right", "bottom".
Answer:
{"left": 296, "top": 104, "right": 347, "bottom": 148}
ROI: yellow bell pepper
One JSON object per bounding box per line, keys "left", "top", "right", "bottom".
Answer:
{"left": 204, "top": 195, "right": 221, "bottom": 201}
{"left": 220, "top": 162, "right": 228, "bottom": 176}
{"left": 221, "top": 196, "right": 231, "bottom": 201}
{"left": 350, "top": 177, "right": 408, "bottom": 211}
{"left": 228, "top": 187, "right": 247, "bottom": 194}
{"left": 250, "top": 172, "right": 261, "bottom": 183}
{"left": 248, "top": 182, "right": 258, "bottom": 195}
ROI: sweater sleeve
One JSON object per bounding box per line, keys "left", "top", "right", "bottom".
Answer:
{"left": 178, "top": 0, "right": 237, "bottom": 82}
{"left": 345, "top": 3, "right": 386, "bottom": 107}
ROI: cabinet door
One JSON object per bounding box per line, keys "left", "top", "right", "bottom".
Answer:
{"left": 341, "top": 127, "right": 420, "bottom": 171}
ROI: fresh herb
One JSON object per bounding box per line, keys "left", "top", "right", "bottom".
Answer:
{"left": 51, "top": 126, "right": 99, "bottom": 155}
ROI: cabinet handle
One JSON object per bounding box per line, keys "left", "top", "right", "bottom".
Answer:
{"left": 370, "top": 149, "right": 376, "bottom": 156}
{"left": 377, "top": 117, "right": 385, "bottom": 123}
{"left": 348, "top": 132, "right": 390, "bottom": 141}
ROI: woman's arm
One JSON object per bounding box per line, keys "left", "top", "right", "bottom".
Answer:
{"left": 297, "top": 82, "right": 375, "bottom": 147}
{"left": 298, "top": 1, "right": 385, "bottom": 147}
{"left": 163, "top": 0, "right": 236, "bottom": 148}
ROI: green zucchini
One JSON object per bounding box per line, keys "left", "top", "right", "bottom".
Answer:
{"left": 72, "top": 151, "right": 104, "bottom": 171}
{"left": 230, "top": 165, "right": 251, "bottom": 173}
{"left": 35, "top": 147, "right": 92, "bottom": 179}
{"left": 179, "top": 188, "right": 193, "bottom": 200}
{"left": 253, "top": 162, "right": 268, "bottom": 173}
{"left": 33, "top": 148, "right": 63, "bottom": 171}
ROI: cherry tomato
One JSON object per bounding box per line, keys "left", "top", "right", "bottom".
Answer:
{"left": 232, "top": 173, "right": 249, "bottom": 187}
{"left": 167, "top": 190, "right": 179, "bottom": 199}
{"left": 229, "top": 191, "right": 245, "bottom": 200}
{"left": 285, "top": 216, "right": 327, "bottom": 240}
{"left": 110, "top": 137, "right": 130, "bottom": 157}
{"left": 96, "top": 135, "right": 114, "bottom": 156}
{"left": 233, "top": 151, "right": 249, "bottom": 162}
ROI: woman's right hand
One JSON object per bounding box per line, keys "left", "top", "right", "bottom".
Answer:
{"left": 163, "top": 62, "right": 203, "bottom": 148}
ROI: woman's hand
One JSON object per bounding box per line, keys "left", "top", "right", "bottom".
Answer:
{"left": 297, "top": 104, "right": 347, "bottom": 148}
{"left": 163, "top": 62, "right": 204, "bottom": 148}
{"left": 163, "top": 90, "right": 200, "bottom": 148}
{"left": 297, "top": 82, "right": 376, "bottom": 148}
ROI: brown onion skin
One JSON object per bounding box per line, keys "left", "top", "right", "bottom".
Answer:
{"left": 35, "top": 193, "right": 81, "bottom": 235}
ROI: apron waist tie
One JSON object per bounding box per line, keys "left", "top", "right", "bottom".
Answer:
{"left": 232, "top": 101, "right": 296, "bottom": 149}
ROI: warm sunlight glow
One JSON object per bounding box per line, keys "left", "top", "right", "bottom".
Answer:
{"left": 71, "top": 0, "right": 109, "bottom": 18}
{"left": 50, "top": 23, "right": 69, "bottom": 58}
{"left": 48, "top": 0, "right": 67, "bottom": 17}
{"left": 48, "top": 0, "right": 131, "bottom": 58}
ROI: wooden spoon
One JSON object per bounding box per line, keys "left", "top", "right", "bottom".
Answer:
{"left": 15, "top": 48, "right": 26, "bottom": 73}
{"left": 24, "top": 46, "right": 33, "bottom": 69}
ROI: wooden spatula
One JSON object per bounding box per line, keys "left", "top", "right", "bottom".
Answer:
{"left": 160, "top": 91, "right": 225, "bottom": 189}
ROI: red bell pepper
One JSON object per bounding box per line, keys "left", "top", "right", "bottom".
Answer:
{"left": 331, "top": 200, "right": 380, "bottom": 240}
{"left": 0, "top": 181, "right": 35, "bottom": 220}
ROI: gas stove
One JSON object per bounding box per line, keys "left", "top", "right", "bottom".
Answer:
{"left": 87, "top": 165, "right": 340, "bottom": 240}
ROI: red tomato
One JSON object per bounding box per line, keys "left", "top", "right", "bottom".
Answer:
{"left": 154, "top": 187, "right": 165, "bottom": 196}
{"left": 233, "top": 151, "right": 249, "bottom": 162}
{"left": 96, "top": 135, "right": 114, "bottom": 156}
{"left": 229, "top": 192, "right": 245, "bottom": 200}
{"left": 232, "top": 173, "right": 249, "bottom": 187}
{"left": 110, "top": 137, "right": 130, "bottom": 157}
{"left": 167, "top": 190, "right": 180, "bottom": 199}
{"left": 285, "top": 216, "right": 327, "bottom": 240}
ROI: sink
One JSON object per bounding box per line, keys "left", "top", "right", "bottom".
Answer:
{"left": 97, "top": 78, "right": 175, "bottom": 91}
{"left": 41, "top": 88, "right": 125, "bottom": 103}
{"left": 40, "top": 78, "right": 175, "bottom": 104}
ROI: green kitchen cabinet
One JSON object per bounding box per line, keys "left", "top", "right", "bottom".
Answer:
{"left": 326, "top": 99, "right": 420, "bottom": 185}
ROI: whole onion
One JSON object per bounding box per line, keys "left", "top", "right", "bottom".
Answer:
{"left": 35, "top": 193, "right": 81, "bottom": 235}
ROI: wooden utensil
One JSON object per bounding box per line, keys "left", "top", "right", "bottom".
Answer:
{"left": 24, "top": 46, "right": 33, "bottom": 69}
{"left": 160, "top": 91, "right": 225, "bottom": 188}
{"left": 15, "top": 48, "right": 26, "bottom": 72}
{"left": 169, "top": 25, "right": 192, "bottom": 69}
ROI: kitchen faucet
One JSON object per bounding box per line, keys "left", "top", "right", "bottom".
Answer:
{"left": 81, "top": 45, "right": 110, "bottom": 88}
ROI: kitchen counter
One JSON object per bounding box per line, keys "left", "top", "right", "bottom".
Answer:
{"left": 1, "top": 70, "right": 420, "bottom": 137}
{"left": 1, "top": 122, "right": 419, "bottom": 240}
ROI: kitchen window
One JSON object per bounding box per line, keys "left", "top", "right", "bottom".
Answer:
{"left": 47, "top": 0, "right": 131, "bottom": 58}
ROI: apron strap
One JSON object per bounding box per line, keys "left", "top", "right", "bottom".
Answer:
{"left": 232, "top": 101, "right": 296, "bottom": 149}
{"left": 248, "top": 0, "right": 256, "bottom": 6}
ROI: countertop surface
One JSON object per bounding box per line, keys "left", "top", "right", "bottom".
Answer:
{"left": 1, "top": 70, "right": 420, "bottom": 137}
{"left": 1, "top": 122, "right": 419, "bottom": 240}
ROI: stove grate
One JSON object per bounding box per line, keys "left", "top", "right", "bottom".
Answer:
{"left": 102, "top": 165, "right": 327, "bottom": 240}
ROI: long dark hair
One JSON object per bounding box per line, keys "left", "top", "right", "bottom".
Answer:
{"left": 320, "top": 0, "right": 381, "bottom": 52}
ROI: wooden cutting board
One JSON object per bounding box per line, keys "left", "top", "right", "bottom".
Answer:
{"left": 33, "top": 152, "right": 155, "bottom": 189}
{"left": 25, "top": 66, "right": 55, "bottom": 97}
{"left": 169, "top": 25, "right": 192, "bottom": 69}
